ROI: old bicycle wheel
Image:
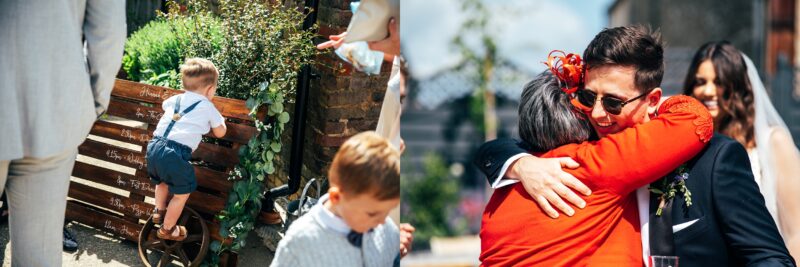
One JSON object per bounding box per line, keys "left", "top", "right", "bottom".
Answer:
{"left": 138, "top": 207, "right": 210, "bottom": 267}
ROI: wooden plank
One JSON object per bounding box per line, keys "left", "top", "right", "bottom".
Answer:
{"left": 128, "top": 162, "right": 233, "bottom": 195}
{"left": 79, "top": 139, "right": 147, "bottom": 172}
{"left": 125, "top": 192, "right": 148, "bottom": 223}
{"left": 92, "top": 121, "right": 245, "bottom": 169}
{"left": 90, "top": 120, "right": 152, "bottom": 146}
{"left": 112, "top": 79, "right": 265, "bottom": 122}
{"left": 67, "top": 200, "right": 228, "bottom": 244}
{"left": 73, "top": 159, "right": 232, "bottom": 197}
{"left": 105, "top": 99, "right": 256, "bottom": 145}
{"left": 213, "top": 122, "right": 257, "bottom": 145}
{"left": 69, "top": 173, "right": 227, "bottom": 223}
{"left": 72, "top": 161, "right": 156, "bottom": 197}
{"left": 186, "top": 190, "right": 226, "bottom": 217}
{"left": 66, "top": 201, "right": 141, "bottom": 241}
{"left": 68, "top": 182, "right": 154, "bottom": 220}
{"left": 106, "top": 99, "right": 163, "bottom": 125}
{"left": 192, "top": 166, "right": 234, "bottom": 194}
{"left": 194, "top": 142, "right": 239, "bottom": 167}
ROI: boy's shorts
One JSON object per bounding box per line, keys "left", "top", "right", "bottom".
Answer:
{"left": 146, "top": 136, "right": 197, "bottom": 194}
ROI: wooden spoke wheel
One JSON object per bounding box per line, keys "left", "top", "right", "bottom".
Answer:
{"left": 138, "top": 207, "right": 210, "bottom": 267}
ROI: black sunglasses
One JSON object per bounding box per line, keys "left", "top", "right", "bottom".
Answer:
{"left": 575, "top": 89, "right": 650, "bottom": 115}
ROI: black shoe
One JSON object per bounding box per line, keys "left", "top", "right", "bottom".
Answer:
{"left": 63, "top": 228, "right": 78, "bottom": 252}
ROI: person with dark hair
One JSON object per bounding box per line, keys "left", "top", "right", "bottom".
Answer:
{"left": 476, "top": 25, "right": 795, "bottom": 266}
{"left": 480, "top": 65, "right": 711, "bottom": 265}
{"left": 516, "top": 72, "right": 593, "bottom": 152}
{"left": 684, "top": 41, "right": 800, "bottom": 259}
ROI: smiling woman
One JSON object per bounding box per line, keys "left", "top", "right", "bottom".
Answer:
{"left": 682, "top": 41, "right": 800, "bottom": 260}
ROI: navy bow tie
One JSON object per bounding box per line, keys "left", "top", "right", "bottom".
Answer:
{"left": 347, "top": 231, "right": 363, "bottom": 248}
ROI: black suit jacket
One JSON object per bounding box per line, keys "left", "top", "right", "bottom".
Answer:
{"left": 474, "top": 134, "right": 795, "bottom": 267}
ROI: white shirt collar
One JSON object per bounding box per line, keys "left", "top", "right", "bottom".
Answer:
{"left": 182, "top": 90, "right": 208, "bottom": 101}
{"left": 310, "top": 194, "right": 352, "bottom": 236}
{"left": 637, "top": 186, "right": 651, "bottom": 267}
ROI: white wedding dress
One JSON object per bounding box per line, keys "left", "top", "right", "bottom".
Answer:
{"left": 743, "top": 54, "right": 800, "bottom": 235}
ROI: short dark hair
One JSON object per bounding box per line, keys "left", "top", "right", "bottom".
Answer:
{"left": 583, "top": 25, "right": 664, "bottom": 93}
{"left": 518, "top": 71, "right": 593, "bottom": 152}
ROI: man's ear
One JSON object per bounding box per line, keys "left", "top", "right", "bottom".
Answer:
{"left": 646, "top": 87, "right": 663, "bottom": 115}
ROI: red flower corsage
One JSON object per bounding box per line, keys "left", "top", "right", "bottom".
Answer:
{"left": 544, "top": 50, "right": 591, "bottom": 112}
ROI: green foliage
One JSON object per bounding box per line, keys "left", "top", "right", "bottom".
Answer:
{"left": 401, "top": 153, "right": 459, "bottom": 249}
{"left": 122, "top": 19, "right": 183, "bottom": 84}
{"left": 168, "top": 0, "right": 316, "bottom": 264}
{"left": 211, "top": 1, "right": 317, "bottom": 101}
{"left": 122, "top": 10, "right": 223, "bottom": 89}
{"left": 124, "top": 1, "right": 315, "bottom": 264}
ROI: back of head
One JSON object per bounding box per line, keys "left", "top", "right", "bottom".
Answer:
{"left": 180, "top": 58, "right": 219, "bottom": 91}
{"left": 329, "top": 131, "right": 400, "bottom": 200}
{"left": 518, "top": 71, "right": 593, "bottom": 152}
{"left": 682, "top": 41, "right": 755, "bottom": 148}
{"left": 583, "top": 25, "right": 664, "bottom": 93}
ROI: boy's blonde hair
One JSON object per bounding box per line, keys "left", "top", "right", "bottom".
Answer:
{"left": 180, "top": 58, "right": 219, "bottom": 91}
{"left": 329, "top": 131, "right": 400, "bottom": 200}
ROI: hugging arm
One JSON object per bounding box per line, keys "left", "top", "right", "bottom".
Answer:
{"left": 474, "top": 139, "right": 588, "bottom": 218}
{"left": 557, "top": 95, "right": 712, "bottom": 195}
{"left": 477, "top": 96, "right": 713, "bottom": 217}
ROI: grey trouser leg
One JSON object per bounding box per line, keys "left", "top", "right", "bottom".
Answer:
{"left": 0, "top": 148, "right": 77, "bottom": 267}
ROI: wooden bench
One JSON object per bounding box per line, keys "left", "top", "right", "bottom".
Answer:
{"left": 66, "top": 79, "right": 279, "bottom": 262}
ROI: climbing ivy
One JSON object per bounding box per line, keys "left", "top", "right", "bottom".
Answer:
{"left": 207, "top": 1, "right": 316, "bottom": 264}
{"left": 156, "top": 0, "right": 317, "bottom": 265}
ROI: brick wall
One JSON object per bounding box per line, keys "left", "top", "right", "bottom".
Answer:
{"left": 267, "top": 0, "right": 392, "bottom": 200}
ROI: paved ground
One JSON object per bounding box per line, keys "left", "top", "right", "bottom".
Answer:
{"left": 0, "top": 220, "right": 274, "bottom": 266}
{"left": 401, "top": 235, "right": 480, "bottom": 267}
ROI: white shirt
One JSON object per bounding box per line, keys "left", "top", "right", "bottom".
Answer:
{"left": 375, "top": 57, "right": 402, "bottom": 150}
{"left": 312, "top": 194, "right": 355, "bottom": 235}
{"left": 270, "top": 193, "right": 399, "bottom": 267}
{"left": 152, "top": 91, "right": 225, "bottom": 151}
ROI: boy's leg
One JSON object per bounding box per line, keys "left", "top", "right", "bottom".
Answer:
{"left": 163, "top": 193, "right": 190, "bottom": 236}
{"left": 154, "top": 182, "right": 169, "bottom": 210}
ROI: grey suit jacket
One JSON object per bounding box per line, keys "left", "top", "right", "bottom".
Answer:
{"left": 0, "top": 0, "right": 126, "bottom": 161}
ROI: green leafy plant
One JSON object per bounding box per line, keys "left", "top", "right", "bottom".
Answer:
{"left": 122, "top": 19, "right": 183, "bottom": 83}
{"left": 124, "top": 1, "right": 315, "bottom": 264}
{"left": 160, "top": 1, "right": 317, "bottom": 265}
{"left": 401, "top": 153, "right": 460, "bottom": 250}
{"left": 122, "top": 11, "right": 223, "bottom": 88}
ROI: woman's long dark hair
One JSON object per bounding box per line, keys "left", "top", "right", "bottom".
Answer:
{"left": 682, "top": 41, "right": 755, "bottom": 148}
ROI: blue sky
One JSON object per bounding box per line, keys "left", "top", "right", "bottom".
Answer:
{"left": 402, "top": 0, "right": 615, "bottom": 80}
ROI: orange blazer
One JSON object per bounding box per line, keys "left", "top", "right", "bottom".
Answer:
{"left": 480, "top": 95, "right": 713, "bottom": 266}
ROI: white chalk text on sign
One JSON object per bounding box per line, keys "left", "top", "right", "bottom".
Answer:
{"left": 105, "top": 149, "right": 145, "bottom": 170}
{"left": 103, "top": 219, "right": 138, "bottom": 238}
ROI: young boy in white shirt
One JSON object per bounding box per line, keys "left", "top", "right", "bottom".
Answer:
{"left": 271, "top": 131, "right": 400, "bottom": 267}
{"left": 145, "top": 58, "right": 227, "bottom": 240}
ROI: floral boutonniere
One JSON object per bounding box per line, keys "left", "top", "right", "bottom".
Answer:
{"left": 648, "top": 164, "right": 693, "bottom": 216}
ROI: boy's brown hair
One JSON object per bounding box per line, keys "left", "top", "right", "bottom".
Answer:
{"left": 329, "top": 131, "right": 400, "bottom": 200}
{"left": 180, "top": 58, "right": 219, "bottom": 91}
